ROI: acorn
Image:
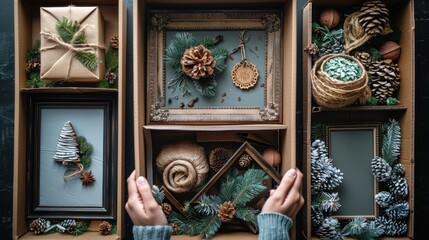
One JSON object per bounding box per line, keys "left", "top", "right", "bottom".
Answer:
{"left": 379, "top": 41, "right": 401, "bottom": 61}
{"left": 319, "top": 8, "right": 341, "bottom": 29}
{"left": 262, "top": 148, "right": 281, "bottom": 168}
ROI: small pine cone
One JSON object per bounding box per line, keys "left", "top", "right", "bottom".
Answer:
{"left": 181, "top": 45, "right": 216, "bottom": 80}
{"left": 368, "top": 60, "right": 400, "bottom": 104}
{"left": 386, "top": 201, "right": 409, "bottom": 220}
{"left": 29, "top": 218, "right": 50, "bottom": 235}
{"left": 354, "top": 52, "right": 372, "bottom": 69}
{"left": 217, "top": 201, "right": 236, "bottom": 222}
{"left": 311, "top": 206, "right": 324, "bottom": 227}
{"left": 304, "top": 43, "right": 319, "bottom": 57}
{"left": 162, "top": 203, "right": 172, "bottom": 216}
{"left": 238, "top": 154, "right": 252, "bottom": 167}
{"left": 378, "top": 216, "right": 407, "bottom": 236}
{"left": 170, "top": 223, "right": 179, "bottom": 235}
{"left": 391, "top": 163, "right": 405, "bottom": 179}
{"left": 26, "top": 60, "right": 41, "bottom": 73}
{"left": 99, "top": 221, "right": 112, "bottom": 235}
{"left": 375, "top": 191, "right": 393, "bottom": 208}
{"left": 209, "top": 148, "right": 231, "bottom": 172}
{"left": 110, "top": 36, "right": 119, "bottom": 49}
{"left": 105, "top": 71, "right": 117, "bottom": 84}
{"left": 60, "top": 219, "right": 77, "bottom": 232}
{"left": 315, "top": 217, "right": 342, "bottom": 240}
{"left": 388, "top": 177, "right": 408, "bottom": 197}
{"left": 358, "top": 0, "right": 390, "bottom": 36}
{"left": 371, "top": 157, "right": 392, "bottom": 182}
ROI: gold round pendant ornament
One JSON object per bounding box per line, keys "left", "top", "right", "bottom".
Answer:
{"left": 231, "top": 60, "right": 259, "bottom": 89}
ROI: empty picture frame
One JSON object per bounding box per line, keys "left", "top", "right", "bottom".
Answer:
{"left": 146, "top": 10, "right": 283, "bottom": 123}
{"left": 325, "top": 123, "right": 381, "bottom": 219}
{"left": 26, "top": 93, "right": 117, "bottom": 219}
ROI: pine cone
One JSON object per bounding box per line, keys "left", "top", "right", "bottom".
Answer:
{"left": 110, "top": 36, "right": 119, "bottom": 49}
{"left": 60, "top": 219, "right": 77, "bottom": 232}
{"left": 29, "top": 218, "right": 50, "bottom": 235}
{"left": 209, "top": 148, "right": 231, "bottom": 172}
{"left": 318, "top": 42, "right": 344, "bottom": 57}
{"left": 311, "top": 140, "right": 343, "bottom": 194}
{"left": 181, "top": 45, "right": 216, "bottom": 80}
{"left": 217, "top": 201, "right": 236, "bottom": 222}
{"left": 105, "top": 71, "right": 117, "bottom": 84}
{"left": 358, "top": 0, "right": 390, "bottom": 36}
{"left": 368, "top": 60, "right": 400, "bottom": 104}
{"left": 99, "top": 221, "right": 112, "bottom": 235}
{"left": 162, "top": 202, "right": 172, "bottom": 216}
{"left": 238, "top": 154, "right": 252, "bottom": 167}
{"left": 170, "top": 223, "right": 179, "bottom": 235}
{"left": 375, "top": 191, "right": 393, "bottom": 208}
{"left": 385, "top": 202, "right": 409, "bottom": 220}
{"left": 377, "top": 216, "right": 407, "bottom": 236}
{"left": 315, "top": 217, "right": 342, "bottom": 240}
{"left": 311, "top": 206, "right": 324, "bottom": 227}
{"left": 26, "top": 60, "right": 41, "bottom": 73}
{"left": 371, "top": 157, "right": 392, "bottom": 182}
{"left": 354, "top": 52, "right": 372, "bottom": 69}
{"left": 388, "top": 177, "right": 408, "bottom": 197}
{"left": 391, "top": 163, "right": 405, "bottom": 179}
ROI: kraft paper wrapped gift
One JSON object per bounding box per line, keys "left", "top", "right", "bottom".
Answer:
{"left": 40, "top": 6, "right": 105, "bottom": 82}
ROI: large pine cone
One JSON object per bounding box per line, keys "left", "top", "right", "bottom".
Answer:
{"left": 371, "top": 156, "right": 392, "bottom": 182}
{"left": 375, "top": 191, "right": 393, "bottom": 208}
{"left": 377, "top": 216, "right": 407, "bottom": 236}
{"left": 26, "top": 60, "right": 41, "bottom": 73}
{"left": 181, "top": 45, "right": 216, "bottom": 80}
{"left": 315, "top": 217, "right": 342, "bottom": 240}
{"left": 358, "top": 0, "right": 389, "bottom": 36}
{"left": 217, "top": 201, "right": 236, "bottom": 222}
{"left": 29, "top": 218, "right": 50, "bottom": 235}
{"left": 388, "top": 177, "right": 408, "bottom": 197}
{"left": 209, "top": 148, "right": 231, "bottom": 172}
{"left": 368, "top": 60, "right": 400, "bottom": 104}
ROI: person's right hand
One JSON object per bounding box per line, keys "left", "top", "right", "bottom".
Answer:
{"left": 125, "top": 170, "right": 168, "bottom": 226}
{"left": 261, "top": 168, "right": 304, "bottom": 218}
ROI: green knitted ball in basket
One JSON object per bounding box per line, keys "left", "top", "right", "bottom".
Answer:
{"left": 311, "top": 53, "right": 368, "bottom": 108}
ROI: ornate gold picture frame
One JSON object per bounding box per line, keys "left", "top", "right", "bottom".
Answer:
{"left": 146, "top": 10, "right": 283, "bottom": 124}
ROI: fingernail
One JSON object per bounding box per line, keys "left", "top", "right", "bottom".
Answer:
{"left": 137, "top": 176, "right": 147, "bottom": 186}
{"left": 286, "top": 169, "right": 297, "bottom": 177}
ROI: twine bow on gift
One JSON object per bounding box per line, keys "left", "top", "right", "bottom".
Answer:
{"left": 40, "top": 17, "right": 105, "bottom": 80}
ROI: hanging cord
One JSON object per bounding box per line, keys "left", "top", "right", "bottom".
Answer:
{"left": 238, "top": 30, "right": 250, "bottom": 63}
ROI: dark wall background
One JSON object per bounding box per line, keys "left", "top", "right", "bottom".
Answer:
{"left": 0, "top": 0, "right": 427, "bottom": 239}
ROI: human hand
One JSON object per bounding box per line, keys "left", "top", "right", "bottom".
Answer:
{"left": 261, "top": 168, "right": 304, "bottom": 218}
{"left": 125, "top": 170, "right": 168, "bottom": 226}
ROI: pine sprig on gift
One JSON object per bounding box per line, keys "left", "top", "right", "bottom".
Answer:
{"left": 99, "top": 43, "right": 119, "bottom": 89}
{"left": 382, "top": 119, "right": 401, "bottom": 164}
{"left": 56, "top": 16, "right": 99, "bottom": 71}
{"left": 76, "top": 136, "right": 93, "bottom": 169}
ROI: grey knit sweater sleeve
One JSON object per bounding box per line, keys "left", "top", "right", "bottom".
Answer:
{"left": 257, "top": 212, "right": 293, "bottom": 240}
{"left": 133, "top": 225, "right": 172, "bottom": 240}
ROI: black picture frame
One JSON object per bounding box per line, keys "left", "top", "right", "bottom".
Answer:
{"left": 26, "top": 93, "right": 117, "bottom": 219}
{"left": 325, "top": 123, "right": 381, "bottom": 219}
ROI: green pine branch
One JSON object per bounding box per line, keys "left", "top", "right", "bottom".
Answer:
{"left": 151, "top": 185, "right": 165, "bottom": 205}
{"left": 311, "top": 123, "right": 325, "bottom": 142}
{"left": 235, "top": 207, "right": 259, "bottom": 231}
{"left": 341, "top": 218, "right": 383, "bottom": 240}
{"left": 168, "top": 74, "right": 191, "bottom": 96}
{"left": 165, "top": 32, "right": 198, "bottom": 70}
{"left": 26, "top": 40, "right": 40, "bottom": 61}
{"left": 231, "top": 168, "right": 268, "bottom": 207}
{"left": 105, "top": 46, "right": 119, "bottom": 71}
{"left": 68, "top": 221, "right": 89, "bottom": 236}
{"left": 75, "top": 52, "right": 99, "bottom": 71}
{"left": 193, "top": 77, "right": 217, "bottom": 97}
{"left": 311, "top": 192, "right": 330, "bottom": 207}
{"left": 200, "top": 215, "right": 222, "bottom": 239}
{"left": 76, "top": 136, "right": 93, "bottom": 169}
{"left": 382, "top": 119, "right": 401, "bottom": 165}
{"left": 56, "top": 17, "right": 86, "bottom": 44}
{"left": 195, "top": 195, "right": 222, "bottom": 216}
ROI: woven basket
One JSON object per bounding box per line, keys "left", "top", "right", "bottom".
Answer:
{"left": 311, "top": 53, "right": 368, "bottom": 108}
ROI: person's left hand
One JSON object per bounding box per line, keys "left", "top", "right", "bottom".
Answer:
{"left": 125, "top": 170, "right": 168, "bottom": 226}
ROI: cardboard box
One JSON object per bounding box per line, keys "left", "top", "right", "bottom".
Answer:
{"left": 302, "top": 0, "right": 415, "bottom": 239}
{"left": 40, "top": 6, "right": 105, "bottom": 82}
{"left": 13, "top": 0, "right": 127, "bottom": 239}
{"left": 133, "top": 0, "right": 297, "bottom": 239}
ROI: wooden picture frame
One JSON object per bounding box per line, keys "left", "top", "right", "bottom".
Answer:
{"left": 324, "top": 123, "right": 381, "bottom": 219}
{"left": 26, "top": 93, "right": 117, "bottom": 219}
{"left": 146, "top": 10, "right": 283, "bottom": 124}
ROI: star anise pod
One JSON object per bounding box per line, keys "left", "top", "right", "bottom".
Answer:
{"left": 80, "top": 170, "right": 95, "bottom": 186}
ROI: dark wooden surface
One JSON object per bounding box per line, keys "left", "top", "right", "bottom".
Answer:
{"left": 0, "top": 0, "right": 428, "bottom": 239}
